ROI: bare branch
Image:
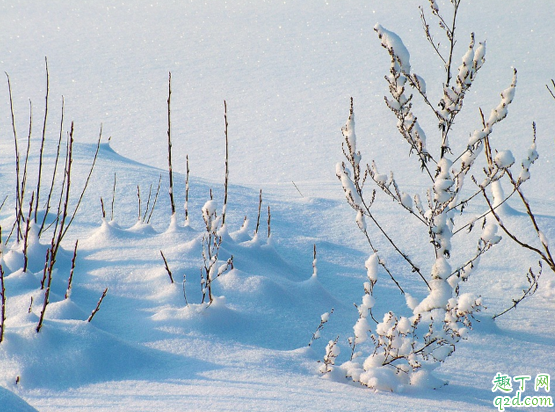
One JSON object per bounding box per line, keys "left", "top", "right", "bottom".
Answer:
{"left": 167, "top": 72, "right": 176, "bottom": 216}
{"left": 160, "top": 250, "right": 174, "bottom": 284}
{"left": 222, "top": 100, "right": 229, "bottom": 226}
{"left": 87, "top": 288, "right": 108, "bottom": 322}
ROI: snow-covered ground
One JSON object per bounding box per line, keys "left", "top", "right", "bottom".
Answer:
{"left": 0, "top": 1, "right": 554, "bottom": 410}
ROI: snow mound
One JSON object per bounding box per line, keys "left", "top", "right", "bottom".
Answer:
{"left": 0, "top": 387, "right": 38, "bottom": 412}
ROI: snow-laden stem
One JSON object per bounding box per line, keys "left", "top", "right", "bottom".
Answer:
{"left": 481, "top": 150, "right": 555, "bottom": 319}
{"left": 338, "top": 101, "right": 426, "bottom": 292}
{"left": 309, "top": 308, "right": 334, "bottom": 347}
{"left": 200, "top": 199, "right": 233, "bottom": 305}
{"left": 319, "top": 336, "right": 340, "bottom": 374}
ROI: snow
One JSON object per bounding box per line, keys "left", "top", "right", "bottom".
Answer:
{"left": 374, "top": 23, "right": 411, "bottom": 74}
{"left": 494, "top": 150, "right": 515, "bottom": 169}
{"left": 0, "top": 0, "right": 555, "bottom": 411}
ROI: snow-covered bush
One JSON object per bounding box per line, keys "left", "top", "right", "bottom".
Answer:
{"left": 200, "top": 198, "right": 234, "bottom": 305}
{"left": 333, "top": 0, "right": 553, "bottom": 391}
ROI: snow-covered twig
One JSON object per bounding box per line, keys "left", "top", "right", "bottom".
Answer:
{"left": 480, "top": 146, "right": 554, "bottom": 319}
{"left": 200, "top": 199, "right": 234, "bottom": 305}
{"left": 309, "top": 309, "right": 334, "bottom": 347}
{"left": 319, "top": 336, "right": 340, "bottom": 374}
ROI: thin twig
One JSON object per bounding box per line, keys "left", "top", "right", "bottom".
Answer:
{"left": 222, "top": 100, "right": 229, "bottom": 226}
{"left": 37, "top": 248, "right": 53, "bottom": 333}
{"left": 61, "top": 125, "right": 103, "bottom": 238}
{"left": 100, "top": 197, "right": 106, "bottom": 219}
{"left": 40, "top": 96, "right": 65, "bottom": 236}
{"left": 6, "top": 73, "right": 22, "bottom": 243}
{"left": 185, "top": 156, "right": 190, "bottom": 224}
{"left": 147, "top": 174, "right": 162, "bottom": 224}
{"left": 35, "top": 57, "right": 50, "bottom": 222}
{"left": 0, "top": 264, "right": 5, "bottom": 343}
{"left": 65, "top": 240, "right": 78, "bottom": 299}
{"left": 255, "top": 189, "right": 262, "bottom": 235}
{"left": 20, "top": 100, "right": 33, "bottom": 226}
{"left": 167, "top": 72, "right": 176, "bottom": 216}
{"left": 308, "top": 308, "right": 334, "bottom": 347}
{"left": 22, "top": 192, "right": 35, "bottom": 273}
{"left": 137, "top": 185, "right": 142, "bottom": 221}
{"left": 52, "top": 124, "right": 74, "bottom": 259}
{"left": 111, "top": 173, "right": 116, "bottom": 221}
{"left": 40, "top": 248, "right": 50, "bottom": 290}
{"left": 267, "top": 205, "right": 271, "bottom": 238}
{"left": 292, "top": 181, "right": 304, "bottom": 197}
{"left": 160, "top": 250, "right": 174, "bottom": 284}
{"left": 493, "top": 263, "right": 542, "bottom": 319}
{"left": 546, "top": 79, "right": 555, "bottom": 100}
{"left": 142, "top": 184, "right": 152, "bottom": 223}
{"left": 87, "top": 288, "right": 108, "bottom": 322}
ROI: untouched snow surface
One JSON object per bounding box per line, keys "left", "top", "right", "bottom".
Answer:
{"left": 0, "top": 1, "right": 554, "bottom": 411}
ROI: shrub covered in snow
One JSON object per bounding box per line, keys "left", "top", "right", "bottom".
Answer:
{"left": 333, "top": 0, "right": 554, "bottom": 391}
